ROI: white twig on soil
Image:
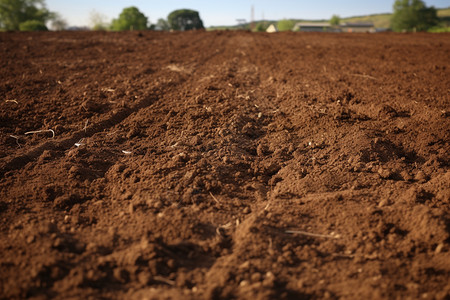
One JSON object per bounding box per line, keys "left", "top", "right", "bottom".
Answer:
{"left": 122, "top": 150, "right": 132, "bottom": 155}
{"left": 216, "top": 222, "right": 232, "bottom": 237}
{"left": 74, "top": 138, "right": 85, "bottom": 147}
{"left": 209, "top": 192, "right": 220, "bottom": 204}
{"left": 24, "top": 129, "right": 55, "bottom": 138}
{"left": 350, "top": 73, "right": 377, "bottom": 80}
{"left": 153, "top": 276, "right": 175, "bottom": 286}
{"left": 83, "top": 119, "right": 89, "bottom": 132}
{"left": 285, "top": 230, "right": 340, "bottom": 239}
{"left": 5, "top": 99, "right": 18, "bottom": 104}
{"left": 9, "top": 135, "right": 21, "bottom": 147}
{"left": 106, "top": 131, "right": 118, "bottom": 136}
{"left": 220, "top": 222, "right": 232, "bottom": 229}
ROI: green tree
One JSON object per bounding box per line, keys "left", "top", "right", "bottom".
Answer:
{"left": 89, "top": 10, "right": 109, "bottom": 31}
{"left": 19, "top": 19, "right": 46, "bottom": 30}
{"left": 167, "top": 9, "right": 204, "bottom": 31}
{"left": 391, "top": 0, "right": 438, "bottom": 32}
{"left": 277, "top": 19, "right": 295, "bottom": 31}
{"left": 111, "top": 6, "right": 148, "bottom": 31}
{"left": 50, "top": 12, "right": 67, "bottom": 30}
{"left": 330, "top": 14, "right": 341, "bottom": 26}
{"left": 156, "top": 18, "right": 169, "bottom": 31}
{"left": 254, "top": 21, "right": 269, "bottom": 32}
{"left": 0, "top": 0, "right": 53, "bottom": 31}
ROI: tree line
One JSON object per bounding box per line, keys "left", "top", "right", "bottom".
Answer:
{"left": 108, "top": 7, "right": 204, "bottom": 31}
{"left": 0, "top": 0, "right": 447, "bottom": 32}
{"left": 0, "top": 1, "right": 204, "bottom": 31}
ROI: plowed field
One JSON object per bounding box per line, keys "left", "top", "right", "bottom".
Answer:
{"left": 1, "top": 30, "right": 449, "bottom": 299}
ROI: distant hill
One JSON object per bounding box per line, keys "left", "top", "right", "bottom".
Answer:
{"left": 208, "top": 7, "right": 450, "bottom": 30}
{"left": 341, "top": 13, "right": 391, "bottom": 29}
{"left": 437, "top": 7, "right": 450, "bottom": 26}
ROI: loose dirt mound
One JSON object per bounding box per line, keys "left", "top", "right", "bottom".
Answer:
{"left": 0, "top": 31, "right": 449, "bottom": 299}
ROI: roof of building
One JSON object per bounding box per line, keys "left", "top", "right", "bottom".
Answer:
{"left": 295, "top": 22, "right": 332, "bottom": 27}
{"left": 341, "top": 22, "right": 374, "bottom": 27}
{"left": 266, "top": 24, "right": 278, "bottom": 33}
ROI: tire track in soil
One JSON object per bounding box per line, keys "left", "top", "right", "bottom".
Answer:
{"left": 193, "top": 33, "right": 301, "bottom": 298}
{"left": 93, "top": 33, "right": 290, "bottom": 298}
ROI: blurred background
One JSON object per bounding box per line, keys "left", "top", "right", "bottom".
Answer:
{"left": 0, "top": 0, "right": 449, "bottom": 32}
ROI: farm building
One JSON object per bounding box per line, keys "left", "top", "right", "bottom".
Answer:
{"left": 340, "top": 22, "right": 375, "bottom": 33}
{"left": 265, "top": 21, "right": 376, "bottom": 33}
{"left": 266, "top": 24, "right": 278, "bottom": 33}
{"left": 293, "top": 22, "right": 334, "bottom": 32}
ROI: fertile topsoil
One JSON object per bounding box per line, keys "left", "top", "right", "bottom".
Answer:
{"left": 0, "top": 30, "right": 449, "bottom": 300}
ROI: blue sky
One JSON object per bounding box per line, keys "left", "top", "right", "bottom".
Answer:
{"left": 46, "top": 0, "right": 450, "bottom": 27}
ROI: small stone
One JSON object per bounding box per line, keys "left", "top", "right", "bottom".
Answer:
{"left": 242, "top": 207, "right": 251, "bottom": 214}
{"left": 239, "top": 280, "right": 249, "bottom": 287}
{"left": 172, "top": 152, "right": 189, "bottom": 164}
{"left": 262, "top": 272, "right": 275, "bottom": 288}
{"left": 415, "top": 171, "right": 428, "bottom": 182}
{"left": 256, "top": 144, "right": 269, "bottom": 156}
{"left": 378, "top": 167, "right": 392, "bottom": 179}
{"left": 152, "top": 200, "right": 163, "bottom": 209}
{"left": 167, "top": 259, "right": 176, "bottom": 269}
{"left": 26, "top": 235, "right": 35, "bottom": 244}
{"left": 435, "top": 243, "right": 444, "bottom": 254}
{"left": 400, "top": 170, "right": 413, "bottom": 181}
{"left": 184, "top": 170, "right": 195, "bottom": 181}
{"left": 182, "top": 188, "right": 194, "bottom": 204}
{"left": 353, "top": 163, "right": 365, "bottom": 172}
{"left": 191, "top": 135, "right": 202, "bottom": 146}
{"left": 53, "top": 238, "right": 63, "bottom": 248}
{"left": 378, "top": 199, "right": 389, "bottom": 207}
{"left": 137, "top": 272, "right": 152, "bottom": 285}
{"left": 68, "top": 165, "right": 80, "bottom": 177}
{"left": 239, "top": 261, "right": 250, "bottom": 269}
{"left": 86, "top": 242, "right": 98, "bottom": 253}
{"left": 250, "top": 272, "right": 262, "bottom": 282}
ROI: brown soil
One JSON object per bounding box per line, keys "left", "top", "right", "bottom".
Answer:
{"left": 0, "top": 30, "right": 449, "bottom": 299}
